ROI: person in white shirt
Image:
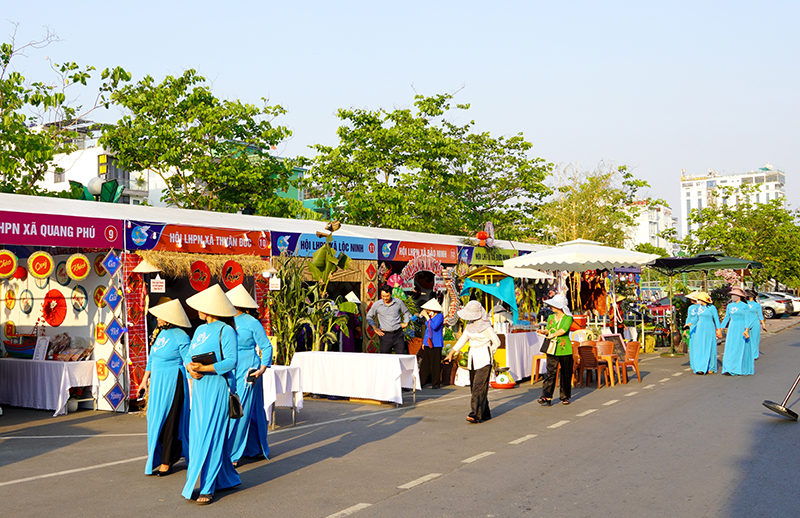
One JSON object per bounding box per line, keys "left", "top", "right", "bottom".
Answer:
{"left": 445, "top": 300, "right": 500, "bottom": 423}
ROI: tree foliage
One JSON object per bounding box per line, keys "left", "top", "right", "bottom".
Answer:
{"left": 634, "top": 242, "right": 668, "bottom": 257}
{"left": 0, "top": 26, "right": 129, "bottom": 195}
{"left": 100, "top": 69, "right": 298, "bottom": 214}
{"left": 306, "top": 93, "right": 553, "bottom": 240}
{"left": 532, "top": 163, "right": 657, "bottom": 247}
{"left": 675, "top": 184, "right": 800, "bottom": 288}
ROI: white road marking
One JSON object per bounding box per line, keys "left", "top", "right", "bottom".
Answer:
{"left": 398, "top": 473, "right": 441, "bottom": 489}
{"left": 326, "top": 503, "right": 372, "bottom": 517}
{"left": 659, "top": 378, "right": 671, "bottom": 382}
{"left": 684, "top": 367, "right": 693, "bottom": 371}
{"left": 509, "top": 434, "right": 537, "bottom": 445}
{"left": 644, "top": 384, "right": 656, "bottom": 389}
{"left": 672, "top": 372, "right": 683, "bottom": 377}
{"left": 576, "top": 409, "right": 597, "bottom": 417}
{"left": 0, "top": 455, "right": 147, "bottom": 487}
{"left": 603, "top": 400, "right": 619, "bottom": 406}
{"left": 462, "top": 451, "right": 495, "bottom": 463}
{"left": 0, "top": 433, "right": 146, "bottom": 439}
{"left": 548, "top": 420, "right": 570, "bottom": 429}
{"left": 624, "top": 392, "right": 638, "bottom": 397}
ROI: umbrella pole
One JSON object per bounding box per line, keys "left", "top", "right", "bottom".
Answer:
{"left": 662, "top": 274, "right": 685, "bottom": 357}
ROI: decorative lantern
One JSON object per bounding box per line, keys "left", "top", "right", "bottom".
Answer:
{"left": 476, "top": 230, "right": 489, "bottom": 247}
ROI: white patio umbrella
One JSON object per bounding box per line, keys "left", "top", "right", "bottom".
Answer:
{"left": 503, "top": 239, "right": 660, "bottom": 271}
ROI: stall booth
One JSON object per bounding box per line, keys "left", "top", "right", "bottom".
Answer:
{"left": 460, "top": 265, "right": 554, "bottom": 383}
{"left": 269, "top": 231, "right": 379, "bottom": 353}
{"left": 0, "top": 207, "right": 125, "bottom": 415}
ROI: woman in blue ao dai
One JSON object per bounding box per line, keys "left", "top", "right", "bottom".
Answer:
{"left": 719, "top": 287, "right": 752, "bottom": 376}
{"left": 183, "top": 285, "right": 241, "bottom": 505}
{"left": 225, "top": 284, "right": 272, "bottom": 467}
{"left": 684, "top": 292, "right": 720, "bottom": 375}
{"left": 745, "top": 290, "right": 765, "bottom": 362}
{"left": 140, "top": 299, "right": 192, "bottom": 476}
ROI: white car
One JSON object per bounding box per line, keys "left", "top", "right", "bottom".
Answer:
{"left": 767, "top": 292, "right": 800, "bottom": 316}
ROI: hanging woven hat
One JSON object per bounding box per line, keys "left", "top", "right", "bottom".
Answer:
{"left": 186, "top": 284, "right": 237, "bottom": 317}
{"left": 421, "top": 299, "right": 443, "bottom": 312}
{"left": 149, "top": 299, "right": 191, "bottom": 328}
{"left": 132, "top": 259, "right": 162, "bottom": 274}
{"left": 345, "top": 291, "right": 361, "bottom": 304}
{"left": 225, "top": 284, "right": 258, "bottom": 309}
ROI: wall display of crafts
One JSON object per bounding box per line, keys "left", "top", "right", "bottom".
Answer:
{"left": 1, "top": 251, "right": 127, "bottom": 413}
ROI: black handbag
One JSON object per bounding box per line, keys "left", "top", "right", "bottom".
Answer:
{"left": 228, "top": 392, "right": 244, "bottom": 420}
{"left": 216, "top": 327, "right": 243, "bottom": 420}
{"left": 539, "top": 337, "right": 551, "bottom": 354}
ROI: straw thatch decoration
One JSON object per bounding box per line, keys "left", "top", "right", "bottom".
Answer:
{"left": 135, "top": 250, "right": 271, "bottom": 278}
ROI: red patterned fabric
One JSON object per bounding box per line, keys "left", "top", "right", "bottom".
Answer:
{"left": 122, "top": 253, "right": 148, "bottom": 399}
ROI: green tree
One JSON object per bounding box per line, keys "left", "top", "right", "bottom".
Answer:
{"left": 634, "top": 242, "right": 668, "bottom": 257}
{"left": 306, "top": 93, "right": 553, "bottom": 240}
{"left": 0, "top": 26, "right": 129, "bottom": 195}
{"left": 533, "top": 163, "right": 658, "bottom": 247}
{"left": 100, "top": 69, "right": 298, "bottom": 214}
{"left": 676, "top": 184, "right": 800, "bottom": 289}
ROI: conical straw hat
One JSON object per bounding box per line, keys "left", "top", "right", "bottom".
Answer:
{"left": 345, "top": 291, "right": 361, "bottom": 304}
{"left": 226, "top": 284, "right": 258, "bottom": 309}
{"left": 186, "top": 284, "right": 237, "bottom": 317}
{"left": 421, "top": 299, "right": 443, "bottom": 312}
{"left": 132, "top": 259, "right": 162, "bottom": 273}
{"left": 148, "top": 299, "right": 191, "bottom": 328}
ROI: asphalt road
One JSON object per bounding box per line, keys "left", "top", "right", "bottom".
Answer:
{"left": 2, "top": 318, "right": 800, "bottom": 518}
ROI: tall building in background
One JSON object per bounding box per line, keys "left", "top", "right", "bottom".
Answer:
{"left": 626, "top": 201, "right": 679, "bottom": 255}
{"left": 679, "top": 164, "right": 786, "bottom": 237}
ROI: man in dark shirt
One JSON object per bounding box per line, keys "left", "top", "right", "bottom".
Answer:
{"left": 366, "top": 284, "right": 411, "bottom": 354}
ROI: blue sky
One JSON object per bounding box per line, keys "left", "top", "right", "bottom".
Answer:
{"left": 5, "top": 1, "right": 799, "bottom": 217}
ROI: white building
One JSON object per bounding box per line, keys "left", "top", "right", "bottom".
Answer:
{"left": 38, "top": 121, "right": 149, "bottom": 205}
{"left": 679, "top": 164, "right": 786, "bottom": 237}
{"left": 626, "top": 201, "right": 678, "bottom": 254}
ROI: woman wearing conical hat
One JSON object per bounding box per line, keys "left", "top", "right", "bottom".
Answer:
{"left": 140, "top": 299, "right": 192, "bottom": 477}
{"left": 719, "top": 287, "right": 752, "bottom": 376}
{"left": 225, "top": 284, "right": 272, "bottom": 467}
{"left": 181, "top": 285, "right": 241, "bottom": 505}
{"left": 684, "top": 292, "right": 720, "bottom": 375}
{"left": 745, "top": 289, "right": 765, "bottom": 362}
{"left": 419, "top": 298, "right": 445, "bottom": 389}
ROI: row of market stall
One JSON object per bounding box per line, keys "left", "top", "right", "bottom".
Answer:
{"left": 3, "top": 192, "right": 747, "bottom": 416}
{"left": 0, "top": 192, "right": 551, "bottom": 414}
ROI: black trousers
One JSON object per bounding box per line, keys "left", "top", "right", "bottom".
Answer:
{"left": 378, "top": 329, "right": 407, "bottom": 354}
{"left": 159, "top": 370, "right": 185, "bottom": 467}
{"left": 469, "top": 364, "right": 492, "bottom": 422}
{"left": 419, "top": 347, "right": 442, "bottom": 387}
{"left": 541, "top": 354, "right": 573, "bottom": 400}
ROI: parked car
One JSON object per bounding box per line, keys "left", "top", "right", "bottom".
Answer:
{"left": 756, "top": 292, "right": 790, "bottom": 319}
{"left": 767, "top": 292, "right": 800, "bottom": 316}
{"left": 647, "top": 296, "right": 673, "bottom": 316}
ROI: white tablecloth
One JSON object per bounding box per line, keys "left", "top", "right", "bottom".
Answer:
{"left": 0, "top": 358, "right": 99, "bottom": 416}
{"left": 290, "top": 351, "right": 420, "bottom": 404}
{"left": 504, "top": 332, "right": 547, "bottom": 380}
{"left": 262, "top": 365, "right": 303, "bottom": 424}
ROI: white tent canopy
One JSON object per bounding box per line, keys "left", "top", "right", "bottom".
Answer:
{"left": 502, "top": 239, "right": 660, "bottom": 272}
{"left": 490, "top": 266, "right": 555, "bottom": 280}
